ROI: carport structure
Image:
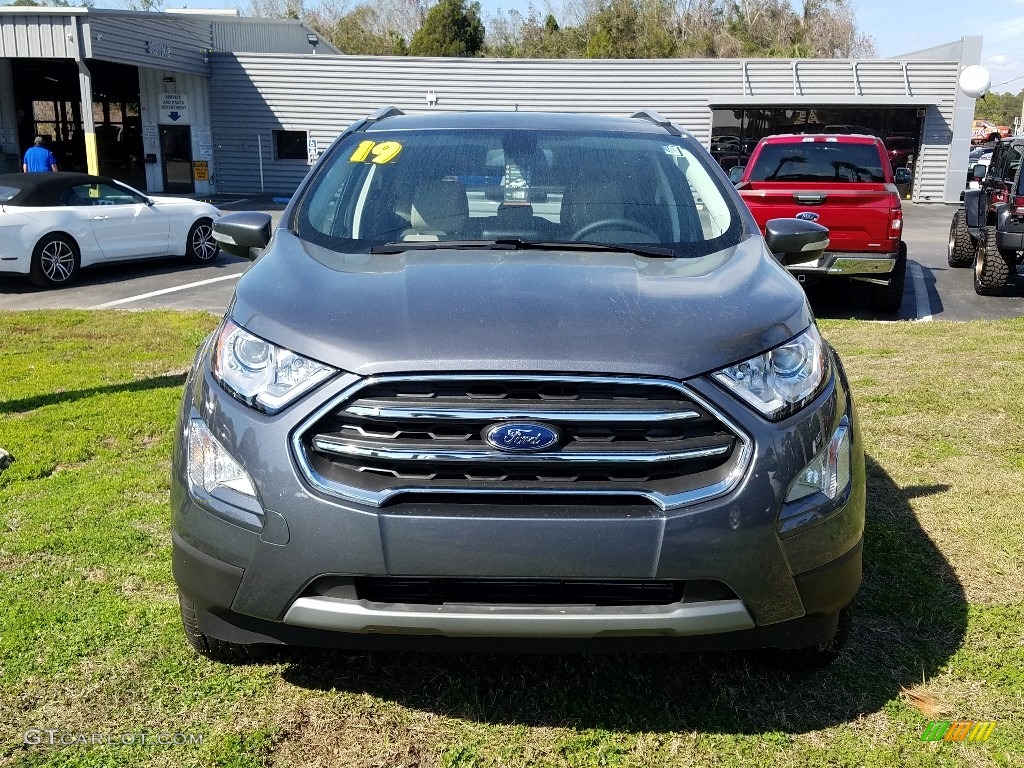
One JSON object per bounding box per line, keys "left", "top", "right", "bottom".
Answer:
{"left": 0, "top": 8, "right": 334, "bottom": 193}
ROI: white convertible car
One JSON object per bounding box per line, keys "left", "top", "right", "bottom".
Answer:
{"left": 0, "top": 172, "right": 222, "bottom": 289}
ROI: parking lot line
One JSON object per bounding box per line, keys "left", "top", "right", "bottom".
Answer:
{"left": 91, "top": 273, "right": 242, "bottom": 309}
{"left": 910, "top": 261, "right": 933, "bottom": 322}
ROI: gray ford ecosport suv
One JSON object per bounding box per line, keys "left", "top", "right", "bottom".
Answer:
{"left": 172, "top": 109, "right": 865, "bottom": 667}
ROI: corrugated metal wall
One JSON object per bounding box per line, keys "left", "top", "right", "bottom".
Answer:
{"left": 212, "top": 20, "right": 340, "bottom": 56}
{"left": 87, "top": 14, "right": 211, "bottom": 77}
{"left": 209, "top": 52, "right": 965, "bottom": 200}
{"left": 209, "top": 55, "right": 747, "bottom": 194}
{"left": 0, "top": 12, "right": 78, "bottom": 58}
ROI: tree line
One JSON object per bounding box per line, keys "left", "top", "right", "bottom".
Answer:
{"left": 247, "top": 0, "right": 875, "bottom": 59}
{"left": 974, "top": 89, "right": 1024, "bottom": 127}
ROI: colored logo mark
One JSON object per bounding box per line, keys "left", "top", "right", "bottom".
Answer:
{"left": 920, "top": 721, "right": 996, "bottom": 743}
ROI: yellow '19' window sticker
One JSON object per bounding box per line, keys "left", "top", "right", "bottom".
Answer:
{"left": 349, "top": 140, "right": 403, "bottom": 164}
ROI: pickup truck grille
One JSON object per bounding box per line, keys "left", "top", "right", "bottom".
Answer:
{"left": 296, "top": 375, "right": 751, "bottom": 510}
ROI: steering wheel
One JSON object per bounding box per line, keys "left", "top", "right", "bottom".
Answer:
{"left": 572, "top": 218, "right": 659, "bottom": 242}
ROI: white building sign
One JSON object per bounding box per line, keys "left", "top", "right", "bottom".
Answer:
{"left": 159, "top": 93, "right": 190, "bottom": 125}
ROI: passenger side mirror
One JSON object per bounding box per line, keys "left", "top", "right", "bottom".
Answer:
{"left": 729, "top": 166, "right": 746, "bottom": 184}
{"left": 894, "top": 167, "right": 912, "bottom": 185}
{"left": 764, "top": 218, "right": 829, "bottom": 264}
{"left": 972, "top": 163, "right": 987, "bottom": 180}
{"left": 213, "top": 212, "right": 273, "bottom": 259}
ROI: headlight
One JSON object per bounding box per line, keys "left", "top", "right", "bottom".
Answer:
{"left": 187, "top": 418, "right": 256, "bottom": 498}
{"left": 211, "top": 319, "right": 335, "bottom": 414}
{"left": 711, "top": 326, "right": 829, "bottom": 420}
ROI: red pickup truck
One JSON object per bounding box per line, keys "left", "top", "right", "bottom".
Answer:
{"left": 734, "top": 134, "right": 908, "bottom": 313}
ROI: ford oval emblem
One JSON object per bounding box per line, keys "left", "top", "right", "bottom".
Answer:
{"left": 795, "top": 211, "right": 820, "bottom": 222}
{"left": 483, "top": 422, "right": 560, "bottom": 453}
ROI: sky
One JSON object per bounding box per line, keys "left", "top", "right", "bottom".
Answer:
{"left": 153, "top": 0, "right": 1024, "bottom": 94}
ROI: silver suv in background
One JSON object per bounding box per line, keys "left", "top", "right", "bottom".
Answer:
{"left": 172, "top": 108, "right": 865, "bottom": 668}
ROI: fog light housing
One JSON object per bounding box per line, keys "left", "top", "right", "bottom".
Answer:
{"left": 786, "top": 424, "right": 851, "bottom": 503}
{"left": 187, "top": 417, "right": 257, "bottom": 498}
{"left": 778, "top": 421, "right": 852, "bottom": 535}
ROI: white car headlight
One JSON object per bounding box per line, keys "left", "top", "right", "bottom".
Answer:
{"left": 712, "top": 326, "right": 829, "bottom": 420}
{"left": 211, "top": 319, "right": 336, "bottom": 414}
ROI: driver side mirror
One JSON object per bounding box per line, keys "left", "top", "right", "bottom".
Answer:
{"left": 764, "top": 218, "right": 829, "bottom": 265}
{"left": 728, "top": 166, "right": 746, "bottom": 184}
{"left": 972, "top": 163, "right": 987, "bottom": 180}
{"left": 213, "top": 212, "right": 272, "bottom": 260}
{"left": 894, "top": 167, "right": 912, "bottom": 185}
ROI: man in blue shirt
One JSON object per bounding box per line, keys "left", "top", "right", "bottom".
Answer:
{"left": 23, "top": 137, "right": 58, "bottom": 173}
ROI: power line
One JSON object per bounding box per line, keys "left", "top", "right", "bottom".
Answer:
{"left": 976, "top": 16, "right": 1024, "bottom": 38}
{"left": 992, "top": 73, "right": 1024, "bottom": 89}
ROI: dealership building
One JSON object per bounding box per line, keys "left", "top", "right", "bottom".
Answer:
{"left": 0, "top": 8, "right": 981, "bottom": 203}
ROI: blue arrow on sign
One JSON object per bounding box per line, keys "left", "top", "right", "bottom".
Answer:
{"left": 168, "top": 111, "right": 181, "bottom": 121}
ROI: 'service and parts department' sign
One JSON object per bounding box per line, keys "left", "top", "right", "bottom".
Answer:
{"left": 159, "top": 93, "right": 190, "bottom": 125}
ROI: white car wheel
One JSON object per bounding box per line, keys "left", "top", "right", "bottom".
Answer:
{"left": 186, "top": 218, "right": 220, "bottom": 263}
{"left": 30, "top": 234, "right": 80, "bottom": 289}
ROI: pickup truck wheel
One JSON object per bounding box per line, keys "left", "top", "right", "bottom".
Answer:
{"left": 947, "top": 209, "right": 973, "bottom": 267}
{"left": 178, "top": 592, "right": 271, "bottom": 663}
{"left": 869, "top": 243, "right": 907, "bottom": 314}
{"left": 973, "top": 227, "right": 1013, "bottom": 296}
{"left": 754, "top": 605, "right": 853, "bottom": 671}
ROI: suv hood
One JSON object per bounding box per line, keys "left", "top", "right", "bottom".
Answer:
{"left": 230, "top": 231, "right": 811, "bottom": 381}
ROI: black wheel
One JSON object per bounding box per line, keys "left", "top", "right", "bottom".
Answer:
{"left": 185, "top": 218, "right": 219, "bottom": 263}
{"left": 29, "top": 233, "right": 80, "bottom": 289}
{"left": 754, "top": 604, "right": 853, "bottom": 671}
{"left": 947, "top": 209, "right": 973, "bottom": 267}
{"left": 178, "top": 592, "right": 270, "bottom": 662}
{"left": 869, "top": 242, "right": 907, "bottom": 314}
{"left": 973, "top": 227, "right": 1012, "bottom": 296}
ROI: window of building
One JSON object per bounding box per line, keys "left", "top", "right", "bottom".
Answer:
{"left": 274, "top": 130, "right": 307, "bottom": 161}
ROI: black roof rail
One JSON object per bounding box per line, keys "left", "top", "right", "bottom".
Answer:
{"left": 365, "top": 106, "right": 405, "bottom": 124}
{"left": 629, "top": 109, "right": 681, "bottom": 136}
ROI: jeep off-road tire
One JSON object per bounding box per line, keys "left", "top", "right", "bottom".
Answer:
{"left": 870, "top": 242, "right": 907, "bottom": 314}
{"left": 178, "top": 592, "right": 271, "bottom": 663}
{"left": 947, "top": 209, "right": 973, "bottom": 267}
{"left": 973, "top": 227, "right": 1013, "bottom": 296}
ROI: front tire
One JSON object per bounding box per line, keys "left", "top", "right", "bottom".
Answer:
{"left": 869, "top": 242, "right": 907, "bottom": 314}
{"left": 947, "top": 209, "right": 973, "bottom": 267}
{"left": 973, "top": 227, "right": 1013, "bottom": 296}
{"left": 29, "top": 233, "right": 80, "bottom": 289}
{"left": 185, "top": 218, "right": 219, "bottom": 264}
{"left": 178, "top": 592, "right": 270, "bottom": 663}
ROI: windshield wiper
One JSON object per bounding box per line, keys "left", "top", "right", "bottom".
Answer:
{"left": 370, "top": 238, "right": 680, "bottom": 259}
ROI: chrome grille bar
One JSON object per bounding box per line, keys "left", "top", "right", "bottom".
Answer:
{"left": 344, "top": 403, "right": 701, "bottom": 422}
{"left": 312, "top": 435, "right": 732, "bottom": 464}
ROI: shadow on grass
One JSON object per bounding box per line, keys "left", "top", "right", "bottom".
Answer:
{"left": 281, "top": 455, "right": 966, "bottom": 734}
{"left": 0, "top": 373, "right": 188, "bottom": 415}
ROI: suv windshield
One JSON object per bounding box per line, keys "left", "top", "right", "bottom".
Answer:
{"left": 295, "top": 129, "right": 743, "bottom": 258}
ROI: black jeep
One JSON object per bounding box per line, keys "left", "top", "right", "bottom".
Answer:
{"left": 949, "top": 138, "right": 1024, "bottom": 295}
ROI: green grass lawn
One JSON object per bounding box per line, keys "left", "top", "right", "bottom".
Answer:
{"left": 0, "top": 310, "right": 1022, "bottom": 768}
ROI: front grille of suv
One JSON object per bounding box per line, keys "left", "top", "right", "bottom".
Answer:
{"left": 295, "top": 375, "right": 751, "bottom": 510}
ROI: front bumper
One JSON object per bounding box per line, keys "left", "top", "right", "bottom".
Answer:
{"left": 171, "top": 353, "right": 865, "bottom": 649}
